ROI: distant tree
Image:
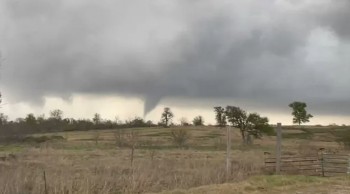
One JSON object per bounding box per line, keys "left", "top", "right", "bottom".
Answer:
{"left": 115, "top": 116, "right": 122, "bottom": 125}
{"left": 125, "top": 117, "right": 148, "bottom": 127}
{"left": 50, "top": 109, "right": 63, "bottom": 120}
{"left": 37, "top": 114, "right": 45, "bottom": 124}
{"left": 48, "top": 109, "right": 64, "bottom": 131}
{"left": 25, "top": 113, "right": 37, "bottom": 126}
{"left": 179, "top": 117, "right": 190, "bottom": 126}
{"left": 0, "top": 113, "right": 8, "bottom": 126}
{"left": 92, "top": 113, "right": 101, "bottom": 125}
{"left": 0, "top": 94, "right": 3, "bottom": 125}
{"left": 225, "top": 106, "right": 273, "bottom": 145}
{"left": 192, "top": 115, "right": 204, "bottom": 126}
{"left": 104, "top": 119, "right": 114, "bottom": 128}
{"left": 289, "top": 102, "right": 313, "bottom": 125}
{"left": 146, "top": 120, "right": 153, "bottom": 127}
{"left": 214, "top": 106, "right": 226, "bottom": 127}
{"left": 15, "top": 118, "right": 25, "bottom": 123}
{"left": 161, "top": 107, "right": 174, "bottom": 127}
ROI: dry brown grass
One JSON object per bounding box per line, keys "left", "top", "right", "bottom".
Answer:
{"left": 0, "top": 144, "right": 263, "bottom": 194}
{"left": 0, "top": 125, "right": 348, "bottom": 193}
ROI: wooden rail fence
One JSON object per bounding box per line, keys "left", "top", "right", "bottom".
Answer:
{"left": 265, "top": 153, "right": 350, "bottom": 177}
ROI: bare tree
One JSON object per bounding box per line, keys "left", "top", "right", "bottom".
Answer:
{"left": 92, "top": 113, "right": 101, "bottom": 125}
{"left": 114, "top": 129, "right": 126, "bottom": 147}
{"left": 161, "top": 107, "right": 174, "bottom": 127}
{"left": 170, "top": 129, "right": 190, "bottom": 148}
{"left": 179, "top": 117, "right": 190, "bottom": 126}
{"left": 126, "top": 130, "right": 139, "bottom": 166}
{"left": 0, "top": 113, "right": 8, "bottom": 126}
{"left": 50, "top": 109, "right": 63, "bottom": 120}
{"left": 92, "top": 131, "right": 100, "bottom": 145}
{"left": 192, "top": 116, "right": 204, "bottom": 126}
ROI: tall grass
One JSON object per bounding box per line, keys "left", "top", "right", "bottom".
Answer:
{"left": 0, "top": 147, "right": 263, "bottom": 194}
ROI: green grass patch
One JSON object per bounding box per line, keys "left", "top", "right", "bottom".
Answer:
{"left": 143, "top": 131, "right": 171, "bottom": 137}
{"left": 0, "top": 144, "right": 25, "bottom": 153}
{"left": 283, "top": 129, "right": 313, "bottom": 139}
{"left": 250, "top": 175, "right": 324, "bottom": 188}
{"left": 195, "top": 134, "right": 222, "bottom": 139}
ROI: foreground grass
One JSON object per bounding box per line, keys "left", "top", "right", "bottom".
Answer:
{"left": 155, "top": 175, "right": 350, "bottom": 194}
{"left": 0, "top": 126, "right": 348, "bottom": 193}
{"left": 0, "top": 146, "right": 263, "bottom": 193}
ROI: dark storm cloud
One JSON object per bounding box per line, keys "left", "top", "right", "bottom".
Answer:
{"left": 1, "top": 0, "right": 350, "bottom": 116}
{"left": 318, "top": 0, "right": 350, "bottom": 39}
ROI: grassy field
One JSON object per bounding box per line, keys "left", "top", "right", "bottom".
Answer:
{"left": 0, "top": 125, "right": 349, "bottom": 193}
{"left": 156, "top": 175, "right": 350, "bottom": 194}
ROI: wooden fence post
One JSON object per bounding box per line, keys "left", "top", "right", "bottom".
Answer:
{"left": 320, "top": 151, "right": 325, "bottom": 177}
{"left": 226, "top": 126, "right": 231, "bottom": 180}
{"left": 43, "top": 170, "right": 48, "bottom": 194}
{"left": 347, "top": 154, "right": 350, "bottom": 175}
{"left": 275, "top": 123, "right": 282, "bottom": 174}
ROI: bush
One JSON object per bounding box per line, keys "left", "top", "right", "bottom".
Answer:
{"left": 22, "top": 135, "right": 65, "bottom": 143}
{"left": 333, "top": 129, "right": 350, "bottom": 149}
{"left": 170, "top": 129, "right": 190, "bottom": 148}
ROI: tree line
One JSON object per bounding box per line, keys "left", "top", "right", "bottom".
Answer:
{"left": 0, "top": 107, "right": 205, "bottom": 137}
{"left": 0, "top": 94, "right": 313, "bottom": 144}
{"left": 0, "top": 110, "right": 154, "bottom": 136}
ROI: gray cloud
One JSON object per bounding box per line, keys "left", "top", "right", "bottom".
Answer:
{"left": 318, "top": 0, "right": 350, "bottom": 39}
{"left": 1, "top": 0, "right": 350, "bottom": 116}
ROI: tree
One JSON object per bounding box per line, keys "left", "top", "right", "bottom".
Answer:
{"left": 146, "top": 120, "right": 153, "bottom": 127}
{"left": 25, "top": 113, "right": 37, "bottom": 126}
{"left": 92, "top": 113, "right": 101, "bottom": 125}
{"left": 289, "top": 102, "right": 313, "bottom": 125}
{"left": 127, "top": 117, "right": 147, "bottom": 127}
{"left": 179, "top": 117, "right": 190, "bottom": 126}
{"left": 214, "top": 106, "right": 226, "bottom": 127}
{"left": 0, "top": 113, "right": 8, "bottom": 126}
{"left": 225, "top": 106, "right": 247, "bottom": 141}
{"left": 48, "top": 109, "right": 64, "bottom": 131}
{"left": 37, "top": 114, "right": 45, "bottom": 124}
{"left": 161, "top": 107, "right": 174, "bottom": 127}
{"left": 50, "top": 109, "right": 63, "bottom": 120}
{"left": 192, "top": 115, "right": 204, "bottom": 126}
{"left": 245, "top": 113, "right": 273, "bottom": 140}
{"left": 225, "top": 106, "right": 273, "bottom": 145}
{"left": 115, "top": 116, "right": 122, "bottom": 125}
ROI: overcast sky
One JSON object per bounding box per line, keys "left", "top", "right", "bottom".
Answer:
{"left": 1, "top": 0, "right": 350, "bottom": 125}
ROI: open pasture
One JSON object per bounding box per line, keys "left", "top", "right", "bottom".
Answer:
{"left": 0, "top": 125, "right": 349, "bottom": 193}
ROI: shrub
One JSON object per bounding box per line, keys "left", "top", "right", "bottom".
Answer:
{"left": 114, "top": 129, "right": 127, "bottom": 147}
{"left": 92, "top": 131, "right": 100, "bottom": 145}
{"left": 334, "top": 130, "right": 350, "bottom": 149}
{"left": 170, "top": 129, "right": 190, "bottom": 148}
{"left": 22, "top": 135, "right": 65, "bottom": 143}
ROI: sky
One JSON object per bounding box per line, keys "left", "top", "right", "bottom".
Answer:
{"left": 1, "top": 0, "right": 350, "bottom": 125}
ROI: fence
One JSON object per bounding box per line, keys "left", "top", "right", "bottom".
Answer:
{"left": 264, "top": 152, "right": 350, "bottom": 177}
{"left": 321, "top": 153, "right": 350, "bottom": 177}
